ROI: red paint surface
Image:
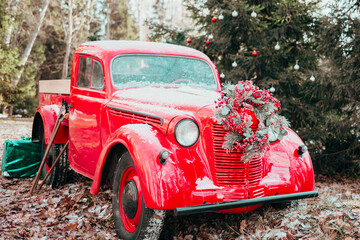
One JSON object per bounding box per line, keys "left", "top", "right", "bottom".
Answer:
{"left": 35, "top": 41, "right": 315, "bottom": 213}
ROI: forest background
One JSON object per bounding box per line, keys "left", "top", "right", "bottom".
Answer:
{"left": 0, "top": 0, "right": 359, "bottom": 176}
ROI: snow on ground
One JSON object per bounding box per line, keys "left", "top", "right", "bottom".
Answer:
{"left": 0, "top": 119, "right": 359, "bottom": 239}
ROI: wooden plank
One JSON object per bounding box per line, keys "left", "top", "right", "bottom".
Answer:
{"left": 39, "top": 79, "right": 70, "bottom": 95}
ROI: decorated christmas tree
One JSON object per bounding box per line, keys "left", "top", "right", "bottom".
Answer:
{"left": 148, "top": 0, "right": 360, "bottom": 175}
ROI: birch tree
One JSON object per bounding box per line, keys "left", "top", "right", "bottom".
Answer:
{"left": 61, "top": 0, "right": 95, "bottom": 79}
{"left": 61, "top": 0, "right": 73, "bottom": 79}
{"left": 12, "top": 0, "right": 49, "bottom": 87}
{"left": 1, "top": 0, "right": 20, "bottom": 47}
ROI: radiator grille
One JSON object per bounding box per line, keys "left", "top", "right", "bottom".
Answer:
{"left": 212, "top": 124, "right": 263, "bottom": 187}
{"left": 109, "top": 107, "right": 162, "bottom": 125}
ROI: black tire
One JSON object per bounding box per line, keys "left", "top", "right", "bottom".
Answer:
{"left": 112, "top": 152, "right": 165, "bottom": 240}
{"left": 41, "top": 143, "right": 69, "bottom": 188}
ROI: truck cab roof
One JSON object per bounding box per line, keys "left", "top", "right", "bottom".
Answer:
{"left": 75, "top": 40, "right": 211, "bottom": 61}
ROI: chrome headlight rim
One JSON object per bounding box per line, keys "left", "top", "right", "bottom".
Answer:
{"left": 174, "top": 119, "right": 200, "bottom": 147}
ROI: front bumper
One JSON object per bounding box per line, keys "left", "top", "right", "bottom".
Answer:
{"left": 174, "top": 190, "right": 318, "bottom": 216}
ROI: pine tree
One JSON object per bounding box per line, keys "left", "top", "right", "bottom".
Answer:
{"left": 148, "top": 0, "right": 359, "bottom": 175}
{"left": 308, "top": 0, "right": 360, "bottom": 175}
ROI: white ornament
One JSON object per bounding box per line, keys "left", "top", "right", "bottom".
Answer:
{"left": 232, "top": 10, "right": 238, "bottom": 17}
{"left": 220, "top": 72, "right": 225, "bottom": 78}
{"left": 270, "top": 86, "right": 275, "bottom": 93}
{"left": 294, "top": 60, "right": 300, "bottom": 71}
{"left": 274, "top": 42, "right": 280, "bottom": 51}
{"left": 218, "top": 55, "right": 222, "bottom": 60}
{"left": 203, "top": 8, "right": 210, "bottom": 16}
{"left": 218, "top": 14, "right": 224, "bottom": 20}
{"left": 310, "top": 75, "right": 315, "bottom": 81}
{"left": 232, "top": 61, "right": 238, "bottom": 68}
{"left": 251, "top": 10, "right": 257, "bottom": 18}
{"left": 208, "top": 34, "right": 214, "bottom": 40}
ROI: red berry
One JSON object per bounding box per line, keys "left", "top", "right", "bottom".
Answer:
{"left": 186, "top": 38, "right": 192, "bottom": 43}
{"left": 206, "top": 40, "right": 210, "bottom": 45}
{"left": 212, "top": 17, "right": 216, "bottom": 22}
{"left": 252, "top": 51, "right": 257, "bottom": 56}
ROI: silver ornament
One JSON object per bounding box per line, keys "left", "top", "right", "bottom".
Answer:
{"left": 274, "top": 42, "right": 280, "bottom": 51}
{"left": 251, "top": 10, "right": 257, "bottom": 18}
{"left": 232, "top": 61, "right": 238, "bottom": 68}
{"left": 232, "top": 10, "right": 238, "bottom": 17}
{"left": 294, "top": 60, "right": 300, "bottom": 71}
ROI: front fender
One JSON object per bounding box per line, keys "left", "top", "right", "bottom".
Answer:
{"left": 261, "top": 129, "right": 315, "bottom": 195}
{"left": 33, "top": 105, "right": 68, "bottom": 145}
{"left": 90, "top": 124, "right": 189, "bottom": 209}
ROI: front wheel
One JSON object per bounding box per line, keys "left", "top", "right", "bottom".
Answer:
{"left": 112, "top": 152, "right": 165, "bottom": 240}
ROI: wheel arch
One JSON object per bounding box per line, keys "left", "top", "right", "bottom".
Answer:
{"left": 100, "top": 143, "right": 128, "bottom": 188}
{"left": 32, "top": 106, "right": 68, "bottom": 145}
{"left": 90, "top": 124, "right": 185, "bottom": 210}
{"left": 32, "top": 112, "right": 45, "bottom": 141}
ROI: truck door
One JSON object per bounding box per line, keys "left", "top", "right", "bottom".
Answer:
{"left": 69, "top": 56, "right": 106, "bottom": 177}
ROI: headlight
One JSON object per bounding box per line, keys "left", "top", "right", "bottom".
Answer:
{"left": 175, "top": 119, "right": 200, "bottom": 147}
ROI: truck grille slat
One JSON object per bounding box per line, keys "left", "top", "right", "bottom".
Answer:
{"left": 212, "top": 124, "right": 263, "bottom": 187}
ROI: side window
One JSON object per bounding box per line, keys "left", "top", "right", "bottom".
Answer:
{"left": 91, "top": 60, "right": 104, "bottom": 90}
{"left": 78, "top": 57, "right": 91, "bottom": 88}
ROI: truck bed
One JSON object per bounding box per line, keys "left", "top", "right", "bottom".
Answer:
{"left": 39, "top": 80, "right": 70, "bottom": 107}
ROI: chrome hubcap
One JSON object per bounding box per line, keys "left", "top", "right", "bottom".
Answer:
{"left": 121, "top": 180, "right": 138, "bottom": 219}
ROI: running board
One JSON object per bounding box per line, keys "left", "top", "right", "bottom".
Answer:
{"left": 174, "top": 191, "right": 318, "bottom": 216}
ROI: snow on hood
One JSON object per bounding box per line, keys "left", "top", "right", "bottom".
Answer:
{"left": 195, "top": 176, "right": 224, "bottom": 190}
{"left": 111, "top": 86, "right": 219, "bottom": 115}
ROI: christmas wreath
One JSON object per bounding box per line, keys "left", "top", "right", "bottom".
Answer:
{"left": 214, "top": 81, "right": 290, "bottom": 162}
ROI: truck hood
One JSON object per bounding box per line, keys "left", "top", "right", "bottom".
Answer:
{"left": 111, "top": 86, "right": 220, "bottom": 117}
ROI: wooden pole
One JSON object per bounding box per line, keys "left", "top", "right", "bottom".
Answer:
{"left": 30, "top": 114, "right": 64, "bottom": 194}
{"left": 38, "top": 141, "right": 69, "bottom": 191}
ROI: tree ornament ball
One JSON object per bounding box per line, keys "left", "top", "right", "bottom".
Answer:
{"left": 310, "top": 75, "right": 315, "bottom": 81}
{"left": 270, "top": 86, "right": 275, "bottom": 93}
{"left": 232, "top": 10, "right": 238, "bottom": 17}
{"left": 211, "top": 17, "right": 216, "bottom": 22}
{"left": 274, "top": 42, "right": 280, "bottom": 51}
{"left": 220, "top": 72, "right": 225, "bottom": 78}
{"left": 206, "top": 40, "right": 210, "bottom": 45}
{"left": 208, "top": 34, "right": 214, "bottom": 40}
{"left": 251, "top": 10, "right": 257, "bottom": 18}
{"left": 294, "top": 63, "right": 300, "bottom": 71}
{"left": 186, "top": 38, "right": 191, "bottom": 43}
{"left": 232, "top": 61, "right": 238, "bottom": 68}
{"left": 218, "top": 14, "right": 224, "bottom": 20}
{"left": 252, "top": 51, "right": 258, "bottom": 56}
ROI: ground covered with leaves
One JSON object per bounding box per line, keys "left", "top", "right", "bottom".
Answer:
{"left": 0, "top": 119, "right": 359, "bottom": 239}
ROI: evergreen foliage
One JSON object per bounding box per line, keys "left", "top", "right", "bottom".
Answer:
{"left": 148, "top": 0, "right": 360, "bottom": 176}
{"left": 310, "top": 1, "right": 360, "bottom": 175}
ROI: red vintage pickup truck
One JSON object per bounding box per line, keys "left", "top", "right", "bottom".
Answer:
{"left": 32, "top": 40, "right": 317, "bottom": 239}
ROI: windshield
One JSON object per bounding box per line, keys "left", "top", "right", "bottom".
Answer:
{"left": 111, "top": 55, "right": 217, "bottom": 90}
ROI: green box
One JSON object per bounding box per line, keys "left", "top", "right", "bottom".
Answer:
{"left": 1, "top": 139, "right": 42, "bottom": 178}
